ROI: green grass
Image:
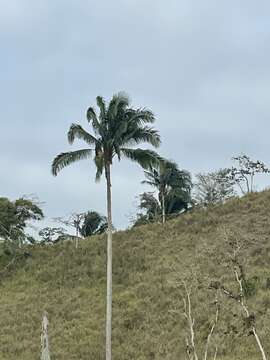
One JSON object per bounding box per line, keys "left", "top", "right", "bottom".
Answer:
{"left": 1, "top": 191, "right": 270, "bottom": 359}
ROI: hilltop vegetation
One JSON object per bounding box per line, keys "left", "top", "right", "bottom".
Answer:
{"left": 0, "top": 191, "right": 270, "bottom": 359}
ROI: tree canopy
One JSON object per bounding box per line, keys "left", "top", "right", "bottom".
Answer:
{"left": 194, "top": 168, "right": 235, "bottom": 206}
{"left": 80, "top": 211, "right": 108, "bottom": 237}
{"left": 52, "top": 92, "right": 162, "bottom": 180}
{"left": 229, "top": 154, "right": 270, "bottom": 194}
{"left": 141, "top": 160, "right": 192, "bottom": 223}
{"left": 0, "top": 197, "right": 44, "bottom": 244}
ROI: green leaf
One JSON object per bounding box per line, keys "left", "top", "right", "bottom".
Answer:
{"left": 52, "top": 149, "right": 93, "bottom": 176}
{"left": 124, "top": 126, "right": 161, "bottom": 148}
{"left": 86, "top": 107, "right": 101, "bottom": 133}
{"left": 68, "top": 124, "right": 97, "bottom": 145}
{"left": 94, "top": 155, "right": 104, "bottom": 182}
{"left": 121, "top": 148, "right": 162, "bottom": 170}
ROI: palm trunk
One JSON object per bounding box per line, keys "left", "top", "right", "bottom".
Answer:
{"left": 105, "top": 163, "right": 113, "bottom": 360}
{"left": 162, "top": 193, "right": 165, "bottom": 224}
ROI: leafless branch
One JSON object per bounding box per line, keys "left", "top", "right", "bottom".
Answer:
{"left": 219, "top": 230, "right": 267, "bottom": 360}
{"left": 182, "top": 281, "right": 199, "bottom": 360}
{"left": 204, "top": 293, "right": 219, "bottom": 360}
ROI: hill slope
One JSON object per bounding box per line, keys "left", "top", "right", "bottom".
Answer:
{"left": 1, "top": 191, "right": 270, "bottom": 359}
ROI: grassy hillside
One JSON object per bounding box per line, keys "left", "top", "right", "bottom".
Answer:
{"left": 1, "top": 191, "right": 270, "bottom": 359}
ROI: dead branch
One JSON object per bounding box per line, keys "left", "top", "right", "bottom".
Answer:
{"left": 182, "top": 281, "right": 199, "bottom": 360}
{"left": 204, "top": 293, "right": 219, "bottom": 360}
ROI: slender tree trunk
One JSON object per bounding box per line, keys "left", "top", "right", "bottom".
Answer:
{"left": 250, "top": 173, "right": 254, "bottom": 193}
{"left": 243, "top": 175, "right": 250, "bottom": 193}
{"left": 75, "top": 226, "right": 78, "bottom": 249}
{"left": 204, "top": 295, "right": 219, "bottom": 360}
{"left": 105, "top": 163, "right": 113, "bottom": 360}
{"left": 162, "top": 193, "right": 165, "bottom": 224}
{"left": 234, "top": 269, "right": 267, "bottom": 360}
{"left": 237, "top": 181, "right": 245, "bottom": 195}
{"left": 253, "top": 328, "right": 267, "bottom": 360}
{"left": 183, "top": 282, "right": 199, "bottom": 360}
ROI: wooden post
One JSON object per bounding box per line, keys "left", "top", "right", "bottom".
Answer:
{"left": 41, "top": 311, "right": 51, "bottom": 360}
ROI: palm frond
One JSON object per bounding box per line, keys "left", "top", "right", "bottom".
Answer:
{"left": 124, "top": 126, "right": 161, "bottom": 148}
{"left": 86, "top": 106, "right": 101, "bottom": 133}
{"left": 142, "top": 179, "right": 159, "bottom": 187}
{"left": 52, "top": 149, "right": 93, "bottom": 176}
{"left": 114, "top": 121, "right": 128, "bottom": 141}
{"left": 108, "top": 92, "right": 130, "bottom": 120}
{"left": 145, "top": 168, "right": 160, "bottom": 179}
{"left": 121, "top": 148, "right": 162, "bottom": 170}
{"left": 142, "top": 169, "right": 160, "bottom": 186}
{"left": 68, "top": 124, "right": 98, "bottom": 145}
{"left": 127, "top": 108, "right": 155, "bottom": 125}
{"left": 94, "top": 155, "right": 104, "bottom": 182}
{"left": 96, "top": 96, "right": 106, "bottom": 121}
{"left": 113, "top": 144, "right": 121, "bottom": 160}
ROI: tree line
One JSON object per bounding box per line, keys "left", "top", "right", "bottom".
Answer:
{"left": 1, "top": 153, "right": 268, "bottom": 247}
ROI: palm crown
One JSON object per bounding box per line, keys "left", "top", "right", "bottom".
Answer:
{"left": 143, "top": 160, "right": 181, "bottom": 198}
{"left": 52, "top": 93, "right": 161, "bottom": 179}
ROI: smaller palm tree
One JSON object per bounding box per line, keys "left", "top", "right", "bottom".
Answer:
{"left": 80, "top": 211, "right": 108, "bottom": 237}
{"left": 142, "top": 160, "right": 192, "bottom": 223}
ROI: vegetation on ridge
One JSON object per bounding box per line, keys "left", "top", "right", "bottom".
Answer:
{"left": 0, "top": 191, "right": 270, "bottom": 359}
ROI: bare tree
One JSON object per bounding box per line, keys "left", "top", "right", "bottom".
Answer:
{"left": 170, "top": 267, "right": 220, "bottom": 360}
{"left": 182, "top": 281, "right": 199, "bottom": 360}
{"left": 209, "top": 229, "right": 267, "bottom": 360}
{"left": 181, "top": 281, "right": 219, "bottom": 360}
{"left": 203, "top": 291, "right": 219, "bottom": 360}
{"left": 229, "top": 154, "right": 270, "bottom": 194}
{"left": 194, "top": 168, "right": 235, "bottom": 206}
{"left": 54, "top": 212, "right": 85, "bottom": 248}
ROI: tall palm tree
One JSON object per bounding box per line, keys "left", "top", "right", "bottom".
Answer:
{"left": 143, "top": 160, "right": 192, "bottom": 223}
{"left": 51, "top": 92, "right": 161, "bottom": 360}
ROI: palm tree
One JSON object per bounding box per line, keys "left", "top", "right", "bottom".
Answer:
{"left": 142, "top": 160, "right": 175, "bottom": 223}
{"left": 142, "top": 160, "right": 192, "bottom": 223}
{"left": 80, "top": 211, "right": 108, "bottom": 237}
{"left": 51, "top": 92, "right": 161, "bottom": 360}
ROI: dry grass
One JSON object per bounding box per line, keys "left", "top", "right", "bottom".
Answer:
{"left": 1, "top": 191, "right": 270, "bottom": 359}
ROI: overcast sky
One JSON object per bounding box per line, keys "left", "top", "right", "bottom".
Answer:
{"left": 1, "top": 0, "right": 270, "bottom": 231}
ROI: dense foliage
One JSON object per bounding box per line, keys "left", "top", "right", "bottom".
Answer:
{"left": 80, "top": 211, "right": 108, "bottom": 237}
{"left": 135, "top": 160, "right": 192, "bottom": 225}
{"left": 0, "top": 197, "right": 44, "bottom": 245}
{"left": 51, "top": 93, "right": 162, "bottom": 180}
